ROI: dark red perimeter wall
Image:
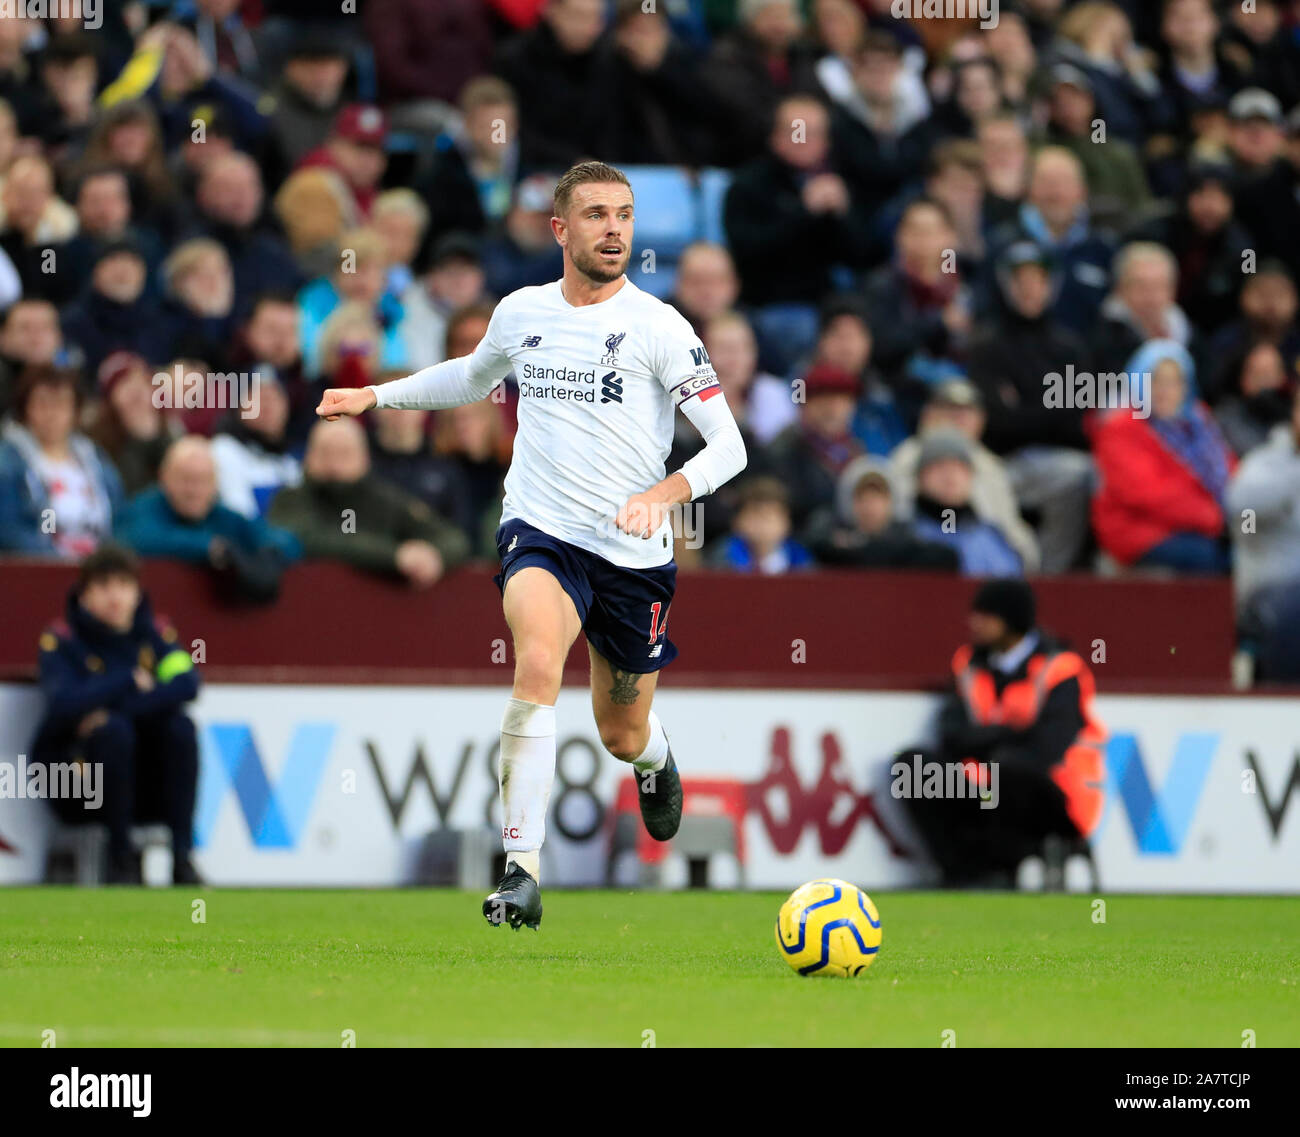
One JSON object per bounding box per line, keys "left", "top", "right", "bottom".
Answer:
{"left": 0, "top": 558, "right": 1238, "bottom": 693}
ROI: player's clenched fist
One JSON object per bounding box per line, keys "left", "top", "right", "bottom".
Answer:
{"left": 316, "top": 387, "right": 377, "bottom": 420}
{"left": 615, "top": 493, "right": 669, "bottom": 539}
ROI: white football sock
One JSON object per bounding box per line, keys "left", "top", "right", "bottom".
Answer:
{"left": 631, "top": 710, "right": 670, "bottom": 773}
{"left": 506, "top": 850, "right": 541, "bottom": 880}
{"left": 499, "top": 698, "right": 556, "bottom": 882}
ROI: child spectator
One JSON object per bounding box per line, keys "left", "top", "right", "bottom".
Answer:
{"left": 710, "top": 476, "right": 814, "bottom": 574}
{"left": 807, "top": 459, "right": 959, "bottom": 571}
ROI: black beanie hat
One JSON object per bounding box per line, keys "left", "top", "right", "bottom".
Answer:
{"left": 971, "top": 578, "right": 1036, "bottom": 636}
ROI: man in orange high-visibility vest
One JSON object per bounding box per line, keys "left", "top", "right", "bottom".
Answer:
{"left": 900, "top": 578, "right": 1107, "bottom": 887}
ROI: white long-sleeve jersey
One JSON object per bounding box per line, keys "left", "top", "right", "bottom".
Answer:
{"left": 369, "top": 277, "right": 747, "bottom": 568}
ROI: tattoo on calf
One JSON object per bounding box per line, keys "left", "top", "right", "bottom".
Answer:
{"left": 609, "top": 668, "right": 640, "bottom": 705}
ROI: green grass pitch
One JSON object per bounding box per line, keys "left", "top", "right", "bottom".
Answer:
{"left": 1, "top": 889, "right": 1297, "bottom": 1047}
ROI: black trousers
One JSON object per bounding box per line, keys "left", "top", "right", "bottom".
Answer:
{"left": 34, "top": 710, "right": 199, "bottom": 860}
{"left": 900, "top": 749, "right": 1081, "bottom": 885}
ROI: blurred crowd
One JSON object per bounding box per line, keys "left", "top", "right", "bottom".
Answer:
{"left": 1, "top": 0, "right": 1300, "bottom": 674}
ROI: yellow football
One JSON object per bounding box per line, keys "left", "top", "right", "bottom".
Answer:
{"left": 775, "top": 879, "right": 882, "bottom": 977}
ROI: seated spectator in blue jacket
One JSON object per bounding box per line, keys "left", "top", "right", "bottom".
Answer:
{"left": 297, "top": 226, "right": 410, "bottom": 378}
{"left": 908, "top": 431, "right": 1024, "bottom": 577}
{"left": 29, "top": 545, "right": 202, "bottom": 884}
{"left": 710, "top": 476, "right": 814, "bottom": 574}
{"left": 116, "top": 436, "right": 300, "bottom": 596}
{"left": 0, "top": 366, "right": 125, "bottom": 558}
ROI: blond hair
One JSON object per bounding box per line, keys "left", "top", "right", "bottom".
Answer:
{"left": 273, "top": 167, "right": 356, "bottom": 255}
{"left": 162, "top": 238, "right": 227, "bottom": 294}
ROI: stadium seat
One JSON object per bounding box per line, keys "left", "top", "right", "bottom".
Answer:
{"left": 622, "top": 166, "right": 698, "bottom": 259}
{"left": 696, "top": 167, "right": 732, "bottom": 246}
{"left": 750, "top": 303, "right": 821, "bottom": 376}
{"left": 44, "top": 822, "right": 107, "bottom": 887}
{"left": 629, "top": 263, "right": 678, "bottom": 300}
{"left": 44, "top": 823, "right": 174, "bottom": 887}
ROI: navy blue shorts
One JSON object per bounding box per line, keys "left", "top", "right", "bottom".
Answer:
{"left": 493, "top": 517, "right": 678, "bottom": 673}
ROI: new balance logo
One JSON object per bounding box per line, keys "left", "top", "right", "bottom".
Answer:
{"left": 689, "top": 346, "right": 711, "bottom": 367}
{"left": 600, "top": 370, "right": 623, "bottom": 404}
{"left": 521, "top": 335, "right": 542, "bottom": 347}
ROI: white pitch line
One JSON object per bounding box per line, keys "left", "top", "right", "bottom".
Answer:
{"left": 0, "top": 1023, "right": 602, "bottom": 1047}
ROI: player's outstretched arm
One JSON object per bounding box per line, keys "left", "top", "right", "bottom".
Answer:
{"left": 377, "top": 351, "right": 511, "bottom": 412}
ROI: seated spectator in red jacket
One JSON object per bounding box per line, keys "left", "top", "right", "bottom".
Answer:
{"left": 1090, "top": 339, "right": 1236, "bottom": 574}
